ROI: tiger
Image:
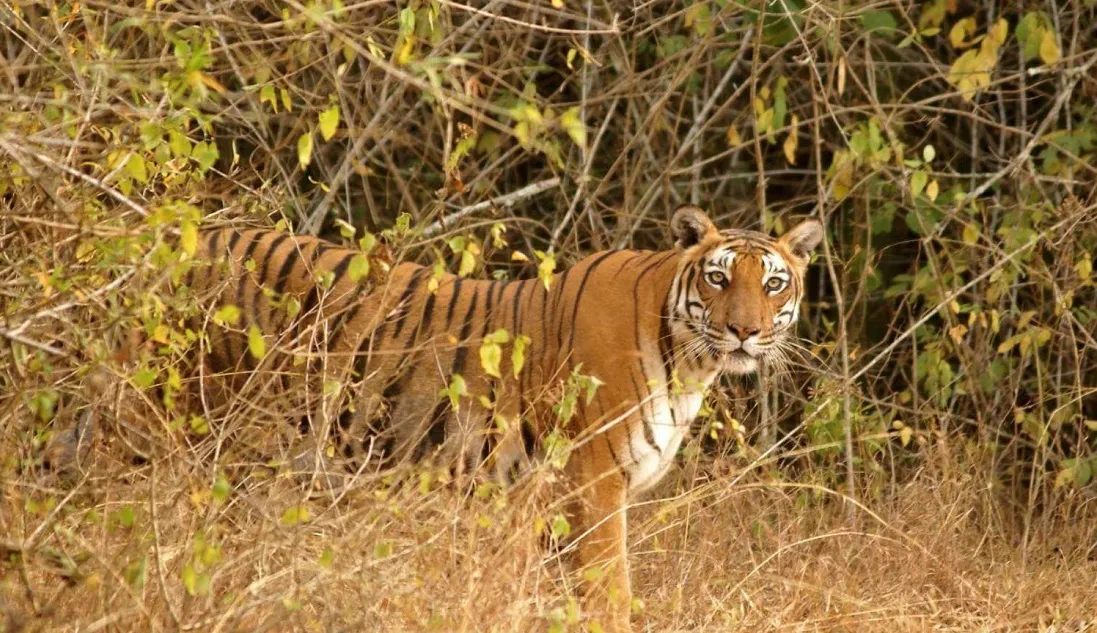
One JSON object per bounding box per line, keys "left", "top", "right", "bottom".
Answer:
{"left": 58, "top": 206, "right": 821, "bottom": 631}
{"left": 162, "top": 205, "right": 822, "bottom": 631}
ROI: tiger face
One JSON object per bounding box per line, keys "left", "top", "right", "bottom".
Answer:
{"left": 670, "top": 206, "right": 824, "bottom": 374}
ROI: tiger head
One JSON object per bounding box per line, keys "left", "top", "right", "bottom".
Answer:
{"left": 669, "top": 206, "right": 824, "bottom": 374}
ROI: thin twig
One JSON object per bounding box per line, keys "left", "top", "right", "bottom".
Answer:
{"left": 420, "top": 177, "right": 560, "bottom": 238}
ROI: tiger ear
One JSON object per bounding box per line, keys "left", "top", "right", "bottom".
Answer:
{"left": 778, "top": 218, "right": 825, "bottom": 260}
{"left": 671, "top": 206, "right": 718, "bottom": 249}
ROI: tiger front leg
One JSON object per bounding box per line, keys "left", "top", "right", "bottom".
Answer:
{"left": 570, "top": 436, "right": 633, "bottom": 633}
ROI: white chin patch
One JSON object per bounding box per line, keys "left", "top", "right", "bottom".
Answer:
{"left": 722, "top": 353, "right": 759, "bottom": 375}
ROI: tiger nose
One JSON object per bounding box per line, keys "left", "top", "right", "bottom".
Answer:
{"left": 727, "top": 323, "right": 759, "bottom": 341}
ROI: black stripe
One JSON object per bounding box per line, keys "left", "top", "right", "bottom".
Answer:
{"left": 450, "top": 286, "right": 482, "bottom": 377}
{"left": 632, "top": 251, "right": 677, "bottom": 352}
{"left": 657, "top": 302, "right": 679, "bottom": 428}
{"left": 273, "top": 241, "right": 300, "bottom": 290}
{"left": 629, "top": 370, "right": 659, "bottom": 453}
{"left": 235, "top": 235, "right": 265, "bottom": 369}
{"left": 391, "top": 268, "right": 428, "bottom": 339}
{"left": 564, "top": 251, "right": 619, "bottom": 351}
{"left": 254, "top": 233, "right": 291, "bottom": 329}
{"left": 510, "top": 280, "right": 523, "bottom": 334}
{"left": 225, "top": 229, "right": 243, "bottom": 259}
{"left": 483, "top": 280, "right": 503, "bottom": 330}
{"left": 443, "top": 278, "right": 464, "bottom": 329}
{"left": 604, "top": 436, "right": 628, "bottom": 484}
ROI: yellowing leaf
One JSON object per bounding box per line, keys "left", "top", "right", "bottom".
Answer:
{"left": 949, "top": 17, "right": 977, "bottom": 49}
{"left": 948, "top": 48, "right": 994, "bottom": 102}
{"left": 782, "top": 115, "right": 799, "bottom": 165}
{"left": 1038, "top": 30, "right": 1060, "bottom": 65}
{"left": 899, "top": 426, "right": 913, "bottom": 447}
{"left": 827, "top": 150, "right": 854, "bottom": 201}
{"left": 1074, "top": 254, "right": 1092, "bottom": 282}
{"left": 180, "top": 220, "right": 198, "bottom": 256}
{"left": 297, "top": 132, "right": 314, "bottom": 168}
{"left": 726, "top": 125, "right": 743, "bottom": 147}
{"left": 248, "top": 324, "right": 266, "bottom": 360}
{"left": 511, "top": 251, "right": 529, "bottom": 263}
{"left": 319, "top": 104, "right": 340, "bottom": 141}
{"left": 125, "top": 154, "right": 148, "bottom": 183}
{"left": 985, "top": 18, "right": 1009, "bottom": 49}
{"left": 536, "top": 250, "right": 556, "bottom": 290}
{"left": 559, "top": 106, "right": 587, "bottom": 149}
{"left": 918, "top": 0, "right": 947, "bottom": 30}
{"left": 214, "top": 304, "right": 241, "bottom": 326}
{"left": 948, "top": 324, "right": 968, "bottom": 344}
{"left": 281, "top": 505, "right": 309, "bottom": 526}
{"left": 512, "top": 334, "right": 531, "bottom": 378}
{"left": 962, "top": 223, "right": 979, "bottom": 245}
{"left": 926, "top": 179, "right": 939, "bottom": 202}
{"left": 684, "top": 2, "right": 712, "bottom": 37}
{"left": 348, "top": 254, "right": 371, "bottom": 283}
{"left": 479, "top": 340, "right": 503, "bottom": 378}
{"left": 458, "top": 250, "right": 476, "bottom": 277}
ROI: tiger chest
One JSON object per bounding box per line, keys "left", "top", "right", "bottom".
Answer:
{"left": 625, "top": 389, "right": 706, "bottom": 494}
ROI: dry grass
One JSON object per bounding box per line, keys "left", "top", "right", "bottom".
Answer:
{"left": 2, "top": 418, "right": 1095, "bottom": 632}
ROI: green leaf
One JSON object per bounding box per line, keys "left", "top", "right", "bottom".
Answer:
{"left": 772, "top": 77, "right": 788, "bottom": 134}
{"left": 398, "top": 7, "right": 415, "bottom": 36}
{"left": 211, "top": 475, "right": 231, "bottom": 504}
{"left": 125, "top": 154, "right": 148, "bottom": 183}
{"left": 440, "top": 374, "right": 467, "bottom": 410}
{"left": 182, "top": 563, "right": 198, "bottom": 595}
{"left": 870, "top": 202, "right": 896, "bottom": 235}
{"left": 297, "top": 132, "right": 314, "bottom": 168}
{"left": 910, "top": 170, "right": 928, "bottom": 198}
{"left": 133, "top": 367, "right": 157, "bottom": 389}
{"left": 168, "top": 130, "right": 192, "bottom": 158}
{"left": 214, "top": 304, "right": 240, "bottom": 326}
{"left": 861, "top": 10, "right": 898, "bottom": 36}
{"left": 247, "top": 324, "right": 266, "bottom": 360}
{"left": 285, "top": 296, "right": 301, "bottom": 319}
{"left": 348, "top": 254, "right": 371, "bottom": 283}
{"left": 373, "top": 540, "right": 392, "bottom": 559}
{"left": 512, "top": 334, "right": 530, "bottom": 378}
{"left": 319, "top": 104, "right": 340, "bottom": 141}
{"left": 192, "top": 141, "right": 219, "bottom": 174}
{"left": 550, "top": 514, "right": 571, "bottom": 539}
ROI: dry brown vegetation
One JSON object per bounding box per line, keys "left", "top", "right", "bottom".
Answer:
{"left": 2, "top": 0, "right": 1097, "bottom": 631}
